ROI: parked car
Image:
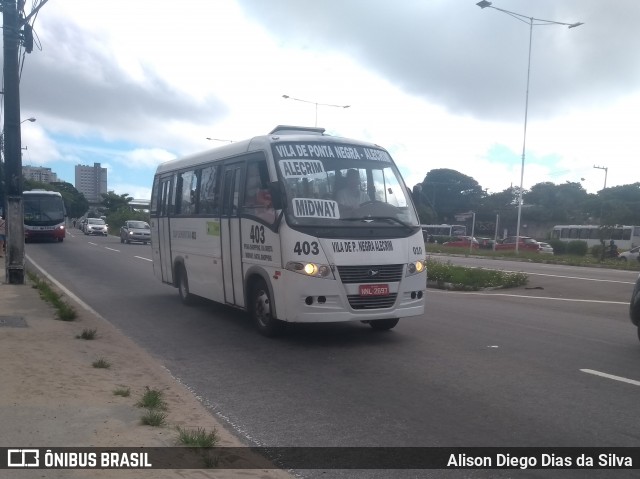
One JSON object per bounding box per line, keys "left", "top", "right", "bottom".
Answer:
{"left": 84, "top": 217, "right": 108, "bottom": 236}
{"left": 495, "top": 236, "right": 541, "bottom": 253}
{"left": 630, "top": 273, "right": 640, "bottom": 342}
{"left": 618, "top": 246, "right": 640, "bottom": 262}
{"left": 477, "top": 237, "right": 495, "bottom": 249}
{"left": 443, "top": 236, "right": 479, "bottom": 249}
{"left": 538, "top": 242, "right": 554, "bottom": 255}
{"left": 120, "top": 220, "right": 151, "bottom": 244}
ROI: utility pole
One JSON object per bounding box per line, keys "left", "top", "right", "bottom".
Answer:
{"left": 1, "top": 0, "right": 47, "bottom": 283}
{"left": 3, "top": 0, "right": 26, "bottom": 284}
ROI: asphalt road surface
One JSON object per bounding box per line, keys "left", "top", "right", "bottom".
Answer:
{"left": 24, "top": 232, "right": 640, "bottom": 478}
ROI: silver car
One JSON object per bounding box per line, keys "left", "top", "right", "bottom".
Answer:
{"left": 618, "top": 246, "right": 640, "bottom": 262}
{"left": 84, "top": 218, "right": 108, "bottom": 236}
{"left": 120, "top": 220, "right": 151, "bottom": 244}
{"left": 630, "top": 273, "right": 640, "bottom": 342}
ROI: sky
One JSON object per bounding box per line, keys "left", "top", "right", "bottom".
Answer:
{"left": 6, "top": 0, "right": 640, "bottom": 200}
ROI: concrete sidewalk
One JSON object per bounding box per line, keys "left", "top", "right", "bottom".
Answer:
{"left": 0, "top": 269, "right": 294, "bottom": 479}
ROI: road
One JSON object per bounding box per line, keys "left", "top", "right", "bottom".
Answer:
{"left": 24, "top": 232, "right": 640, "bottom": 478}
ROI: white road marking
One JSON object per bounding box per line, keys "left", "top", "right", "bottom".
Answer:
{"left": 105, "top": 247, "right": 120, "bottom": 252}
{"left": 580, "top": 369, "right": 640, "bottom": 386}
{"left": 429, "top": 288, "right": 628, "bottom": 305}
{"left": 88, "top": 242, "right": 98, "bottom": 246}
{"left": 135, "top": 256, "right": 152, "bottom": 262}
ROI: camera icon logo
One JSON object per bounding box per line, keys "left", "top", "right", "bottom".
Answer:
{"left": 7, "top": 449, "right": 40, "bottom": 467}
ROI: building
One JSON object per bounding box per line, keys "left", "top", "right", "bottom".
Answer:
{"left": 75, "top": 162, "right": 107, "bottom": 203}
{"left": 22, "top": 165, "right": 59, "bottom": 183}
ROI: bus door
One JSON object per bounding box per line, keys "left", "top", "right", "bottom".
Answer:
{"left": 157, "top": 176, "right": 174, "bottom": 284}
{"left": 221, "top": 162, "right": 245, "bottom": 307}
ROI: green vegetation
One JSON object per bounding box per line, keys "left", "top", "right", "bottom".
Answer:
{"left": 412, "top": 168, "right": 640, "bottom": 228}
{"left": 136, "top": 386, "right": 168, "bottom": 411}
{"left": 426, "top": 258, "right": 528, "bottom": 290}
{"left": 426, "top": 244, "right": 640, "bottom": 271}
{"left": 176, "top": 426, "right": 219, "bottom": 447}
{"left": 140, "top": 410, "right": 167, "bottom": 427}
{"left": 76, "top": 328, "right": 97, "bottom": 340}
{"left": 136, "top": 386, "right": 168, "bottom": 427}
{"left": 113, "top": 386, "right": 131, "bottom": 397}
{"left": 92, "top": 358, "right": 111, "bottom": 369}
{"left": 27, "top": 271, "right": 77, "bottom": 321}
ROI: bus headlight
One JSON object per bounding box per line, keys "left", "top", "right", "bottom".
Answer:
{"left": 406, "top": 260, "right": 426, "bottom": 276}
{"left": 286, "top": 262, "right": 334, "bottom": 279}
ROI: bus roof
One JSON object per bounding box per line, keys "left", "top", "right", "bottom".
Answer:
{"left": 154, "top": 125, "right": 386, "bottom": 175}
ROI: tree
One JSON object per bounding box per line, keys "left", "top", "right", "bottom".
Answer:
{"left": 418, "top": 169, "right": 483, "bottom": 223}
{"left": 523, "top": 181, "right": 593, "bottom": 223}
{"left": 101, "top": 191, "right": 133, "bottom": 215}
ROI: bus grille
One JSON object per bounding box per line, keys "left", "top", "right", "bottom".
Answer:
{"left": 336, "top": 264, "right": 404, "bottom": 284}
{"left": 347, "top": 294, "right": 398, "bottom": 310}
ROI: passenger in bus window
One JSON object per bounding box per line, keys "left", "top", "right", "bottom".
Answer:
{"left": 336, "top": 169, "right": 369, "bottom": 213}
{"left": 245, "top": 162, "right": 275, "bottom": 223}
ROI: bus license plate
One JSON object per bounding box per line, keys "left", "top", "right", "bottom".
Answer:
{"left": 359, "top": 284, "right": 389, "bottom": 297}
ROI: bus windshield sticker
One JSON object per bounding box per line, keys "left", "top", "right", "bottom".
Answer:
{"left": 274, "top": 143, "right": 392, "bottom": 163}
{"left": 279, "top": 159, "right": 324, "bottom": 178}
{"left": 292, "top": 198, "right": 339, "bottom": 219}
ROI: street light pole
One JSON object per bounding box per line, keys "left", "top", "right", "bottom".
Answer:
{"left": 282, "top": 95, "right": 350, "bottom": 127}
{"left": 476, "top": 1, "right": 582, "bottom": 254}
{"left": 593, "top": 165, "right": 608, "bottom": 190}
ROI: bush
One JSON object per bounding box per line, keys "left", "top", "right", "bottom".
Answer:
{"left": 566, "top": 240, "right": 588, "bottom": 256}
{"left": 548, "top": 239, "right": 566, "bottom": 255}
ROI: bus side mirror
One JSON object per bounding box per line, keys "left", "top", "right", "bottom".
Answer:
{"left": 269, "top": 181, "right": 284, "bottom": 210}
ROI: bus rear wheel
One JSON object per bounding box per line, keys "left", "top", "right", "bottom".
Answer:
{"left": 177, "top": 265, "right": 194, "bottom": 306}
{"left": 368, "top": 318, "right": 399, "bottom": 331}
{"left": 250, "top": 279, "right": 283, "bottom": 337}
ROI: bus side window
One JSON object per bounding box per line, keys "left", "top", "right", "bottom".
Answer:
{"left": 243, "top": 160, "right": 275, "bottom": 223}
{"left": 178, "top": 170, "right": 198, "bottom": 215}
{"left": 199, "top": 164, "right": 221, "bottom": 215}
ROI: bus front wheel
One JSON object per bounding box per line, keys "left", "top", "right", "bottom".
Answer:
{"left": 250, "top": 279, "right": 283, "bottom": 337}
{"left": 177, "top": 265, "right": 194, "bottom": 306}
{"left": 368, "top": 318, "right": 399, "bottom": 331}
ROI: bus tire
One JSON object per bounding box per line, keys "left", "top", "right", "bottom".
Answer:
{"left": 368, "top": 318, "right": 399, "bottom": 331}
{"left": 177, "top": 265, "right": 194, "bottom": 306}
{"left": 250, "top": 279, "right": 283, "bottom": 337}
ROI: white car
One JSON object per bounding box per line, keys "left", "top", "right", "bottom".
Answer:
{"left": 84, "top": 218, "right": 108, "bottom": 236}
{"left": 538, "top": 242, "right": 554, "bottom": 255}
{"left": 618, "top": 246, "right": 640, "bottom": 262}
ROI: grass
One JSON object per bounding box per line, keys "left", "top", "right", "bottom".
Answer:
{"left": 176, "top": 426, "right": 218, "bottom": 447}
{"left": 27, "top": 271, "right": 77, "bottom": 321}
{"left": 113, "top": 386, "right": 131, "bottom": 397}
{"left": 426, "top": 258, "right": 528, "bottom": 290}
{"left": 92, "top": 357, "right": 111, "bottom": 369}
{"left": 76, "top": 328, "right": 97, "bottom": 340}
{"left": 136, "top": 386, "right": 168, "bottom": 410}
{"left": 140, "top": 410, "right": 167, "bottom": 427}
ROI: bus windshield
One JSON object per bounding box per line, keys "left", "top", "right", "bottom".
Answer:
{"left": 24, "top": 194, "right": 65, "bottom": 226}
{"left": 273, "top": 141, "right": 419, "bottom": 228}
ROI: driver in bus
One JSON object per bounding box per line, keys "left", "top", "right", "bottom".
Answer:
{"left": 336, "top": 169, "right": 369, "bottom": 213}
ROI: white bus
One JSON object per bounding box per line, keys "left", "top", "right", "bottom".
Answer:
{"left": 421, "top": 224, "right": 467, "bottom": 238}
{"left": 23, "top": 190, "right": 66, "bottom": 242}
{"left": 150, "top": 125, "right": 426, "bottom": 335}
{"left": 551, "top": 224, "right": 640, "bottom": 250}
